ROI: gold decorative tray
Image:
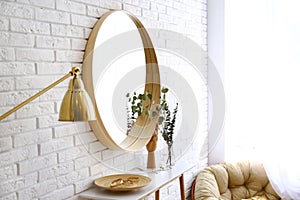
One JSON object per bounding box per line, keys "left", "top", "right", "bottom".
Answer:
{"left": 94, "top": 174, "right": 151, "bottom": 191}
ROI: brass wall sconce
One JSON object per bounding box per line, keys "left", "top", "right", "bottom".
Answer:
{"left": 0, "top": 67, "right": 96, "bottom": 121}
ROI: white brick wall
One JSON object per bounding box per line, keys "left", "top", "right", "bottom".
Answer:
{"left": 0, "top": 32, "right": 35, "bottom": 47}
{"left": 0, "top": 0, "right": 208, "bottom": 199}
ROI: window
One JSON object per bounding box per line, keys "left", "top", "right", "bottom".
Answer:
{"left": 224, "top": 1, "right": 300, "bottom": 198}
{"left": 225, "top": 0, "right": 300, "bottom": 160}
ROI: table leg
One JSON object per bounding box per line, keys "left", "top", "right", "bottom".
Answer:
{"left": 155, "top": 189, "right": 160, "bottom": 200}
{"left": 179, "top": 174, "right": 185, "bottom": 200}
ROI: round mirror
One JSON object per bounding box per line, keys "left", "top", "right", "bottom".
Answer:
{"left": 83, "top": 10, "right": 160, "bottom": 151}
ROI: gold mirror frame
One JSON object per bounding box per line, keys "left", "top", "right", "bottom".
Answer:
{"left": 83, "top": 10, "right": 160, "bottom": 151}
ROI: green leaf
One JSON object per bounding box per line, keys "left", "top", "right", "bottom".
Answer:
{"left": 147, "top": 94, "right": 152, "bottom": 99}
{"left": 142, "top": 94, "right": 147, "bottom": 100}
{"left": 156, "top": 105, "right": 161, "bottom": 111}
{"left": 158, "top": 116, "right": 164, "bottom": 124}
{"left": 152, "top": 111, "right": 157, "bottom": 117}
{"left": 161, "top": 87, "right": 169, "bottom": 93}
{"left": 131, "top": 105, "right": 137, "bottom": 111}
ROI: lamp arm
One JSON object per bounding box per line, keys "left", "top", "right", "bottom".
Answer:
{"left": 0, "top": 67, "right": 80, "bottom": 121}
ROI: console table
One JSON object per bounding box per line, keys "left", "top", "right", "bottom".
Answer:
{"left": 79, "top": 162, "right": 195, "bottom": 200}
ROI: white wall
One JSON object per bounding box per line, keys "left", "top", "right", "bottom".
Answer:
{"left": 0, "top": 0, "right": 208, "bottom": 199}
{"left": 207, "top": 0, "right": 225, "bottom": 164}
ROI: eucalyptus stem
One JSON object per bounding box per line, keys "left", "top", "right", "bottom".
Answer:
{"left": 126, "top": 87, "right": 179, "bottom": 166}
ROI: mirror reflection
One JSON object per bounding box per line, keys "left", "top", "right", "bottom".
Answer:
{"left": 83, "top": 10, "right": 160, "bottom": 151}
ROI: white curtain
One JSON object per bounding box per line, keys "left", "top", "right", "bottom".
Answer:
{"left": 263, "top": 140, "right": 300, "bottom": 200}
{"left": 225, "top": 0, "right": 300, "bottom": 199}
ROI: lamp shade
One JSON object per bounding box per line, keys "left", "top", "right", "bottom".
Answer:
{"left": 59, "top": 75, "right": 96, "bottom": 121}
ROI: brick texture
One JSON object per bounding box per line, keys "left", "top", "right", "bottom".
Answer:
{"left": 0, "top": 0, "right": 208, "bottom": 199}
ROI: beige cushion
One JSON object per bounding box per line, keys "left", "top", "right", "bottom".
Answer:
{"left": 193, "top": 161, "right": 280, "bottom": 200}
{"left": 242, "top": 194, "right": 269, "bottom": 200}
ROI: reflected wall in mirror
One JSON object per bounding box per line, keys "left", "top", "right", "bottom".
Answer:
{"left": 83, "top": 10, "right": 160, "bottom": 151}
